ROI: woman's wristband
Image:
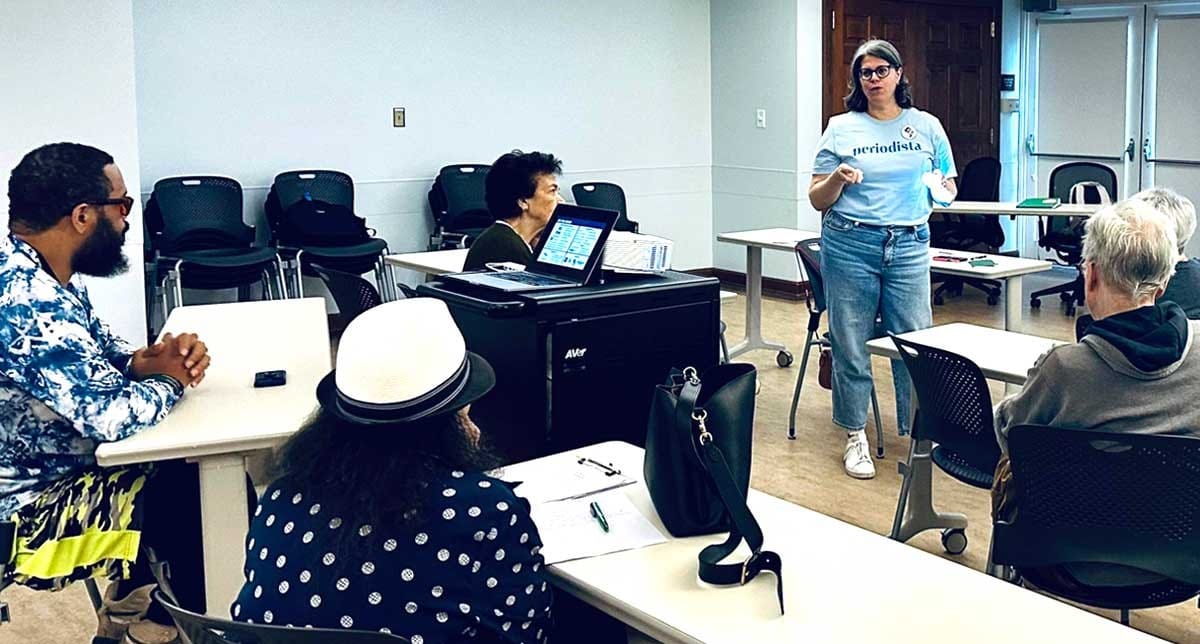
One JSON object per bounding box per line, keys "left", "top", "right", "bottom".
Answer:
{"left": 143, "top": 373, "right": 185, "bottom": 397}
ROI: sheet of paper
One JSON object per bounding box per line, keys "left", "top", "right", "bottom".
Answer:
{"left": 495, "top": 452, "right": 634, "bottom": 504}
{"left": 530, "top": 488, "right": 668, "bottom": 565}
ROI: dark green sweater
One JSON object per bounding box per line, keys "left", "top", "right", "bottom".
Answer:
{"left": 463, "top": 222, "right": 533, "bottom": 271}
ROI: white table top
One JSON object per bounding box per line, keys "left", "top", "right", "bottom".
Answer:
{"left": 536, "top": 442, "right": 1155, "bottom": 643}
{"left": 934, "top": 200, "right": 1101, "bottom": 217}
{"left": 929, "top": 248, "right": 1053, "bottom": 279}
{"left": 865, "top": 323, "right": 1063, "bottom": 385}
{"left": 95, "top": 298, "right": 331, "bottom": 466}
{"left": 383, "top": 248, "right": 470, "bottom": 275}
{"left": 716, "top": 228, "right": 821, "bottom": 252}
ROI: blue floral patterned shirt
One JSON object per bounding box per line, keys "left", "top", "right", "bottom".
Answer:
{"left": 0, "top": 234, "right": 181, "bottom": 517}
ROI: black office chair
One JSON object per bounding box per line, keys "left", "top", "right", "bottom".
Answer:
{"left": 1, "top": 520, "right": 103, "bottom": 626}
{"left": 931, "top": 157, "right": 1005, "bottom": 306}
{"left": 156, "top": 591, "right": 409, "bottom": 643}
{"left": 990, "top": 426, "right": 1200, "bottom": 625}
{"left": 428, "top": 164, "right": 492, "bottom": 250}
{"left": 571, "top": 182, "right": 639, "bottom": 233}
{"left": 267, "top": 170, "right": 393, "bottom": 300}
{"left": 786, "top": 238, "right": 884, "bottom": 458}
{"left": 311, "top": 264, "right": 383, "bottom": 329}
{"left": 1029, "top": 162, "right": 1117, "bottom": 316}
{"left": 888, "top": 334, "right": 1001, "bottom": 555}
{"left": 146, "top": 176, "right": 286, "bottom": 323}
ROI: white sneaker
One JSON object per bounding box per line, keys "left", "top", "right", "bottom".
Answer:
{"left": 843, "top": 431, "right": 876, "bottom": 479}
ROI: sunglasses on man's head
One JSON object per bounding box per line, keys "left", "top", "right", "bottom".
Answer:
{"left": 89, "top": 196, "right": 135, "bottom": 212}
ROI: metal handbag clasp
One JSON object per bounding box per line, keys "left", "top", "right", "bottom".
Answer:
{"left": 692, "top": 408, "right": 712, "bottom": 445}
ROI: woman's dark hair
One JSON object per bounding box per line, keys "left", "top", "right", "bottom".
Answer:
{"left": 485, "top": 149, "right": 562, "bottom": 219}
{"left": 268, "top": 407, "right": 501, "bottom": 554}
{"left": 844, "top": 39, "right": 914, "bottom": 112}
{"left": 8, "top": 142, "right": 114, "bottom": 232}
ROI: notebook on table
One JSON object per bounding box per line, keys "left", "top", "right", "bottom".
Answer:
{"left": 443, "top": 204, "right": 618, "bottom": 293}
{"left": 1016, "top": 197, "right": 1062, "bottom": 209}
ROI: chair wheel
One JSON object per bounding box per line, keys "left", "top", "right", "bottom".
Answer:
{"left": 1066, "top": 304, "right": 1076, "bottom": 316}
{"left": 934, "top": 295, "right": 945, "bottom": 305}
{"left": 776, "top": 351, "right": 794, "bottom": 367}
{"left": 941, "top": 528, "right": 968, "bottom": 555}
{"left": 1030, "top": 298, "right": 1041, "bottom": 309}
{"left": 986, "top": 294, "right": 999, "bottom": 306}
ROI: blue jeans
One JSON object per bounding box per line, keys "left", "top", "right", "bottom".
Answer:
{"left": 820, "top": 211, "right": 932, "bottom": 435}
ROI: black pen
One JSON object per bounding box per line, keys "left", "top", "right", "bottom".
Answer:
{"left": 577, "top": 457, "right": 621, "bottom": 477}
{"left": 589, "top": 500, "right": 610, "bottom": 533}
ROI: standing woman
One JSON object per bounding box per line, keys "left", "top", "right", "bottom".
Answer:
{"left": 809, "top": 40, "right": 957, "bottom": 479}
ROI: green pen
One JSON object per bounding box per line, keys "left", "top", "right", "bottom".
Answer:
{"left": 589, "top": 500, "right": 610, "bottom": 533}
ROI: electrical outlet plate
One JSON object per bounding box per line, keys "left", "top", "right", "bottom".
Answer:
{"left": 393, "top": 108, "right": 405, "bottom": 128}
{"left": 755, "top": 108, "right": 767, "bottom": 129}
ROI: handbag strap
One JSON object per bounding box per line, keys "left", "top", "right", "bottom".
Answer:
{"left": 692, "top": 407, "right": 785, "bottom": 615}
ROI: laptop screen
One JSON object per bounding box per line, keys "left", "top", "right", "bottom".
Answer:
{"left": 527, "top": 204, "right": 618, "bottom": 282}
{"left": 536, "top": 215, "right": 606, "bottom": 270}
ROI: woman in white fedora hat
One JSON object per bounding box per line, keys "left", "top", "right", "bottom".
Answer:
{"left": 232, "top": 298, "right": 552, "bottom": 643}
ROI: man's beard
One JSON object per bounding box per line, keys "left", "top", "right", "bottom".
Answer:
{"left": 73, "top": 217, "right": 129, "bottom": 277}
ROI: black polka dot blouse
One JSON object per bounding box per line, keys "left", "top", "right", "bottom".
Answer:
{"left": 232, "top": 469, "right": 552, "bottom": 643}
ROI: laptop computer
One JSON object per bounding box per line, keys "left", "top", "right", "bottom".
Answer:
{"left": 443, "top": 204, "right": 619, "bottom": 293}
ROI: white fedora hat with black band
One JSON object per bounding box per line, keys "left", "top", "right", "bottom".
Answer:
{"left": 315, "top": 298, "right": 495, "bottom": 425}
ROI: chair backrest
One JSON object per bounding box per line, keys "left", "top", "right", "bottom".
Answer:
{"left": 1042, "top": 162, "right": 1119, "bottom": 247}
{"left": 156, "top": 591, "right": 408, "bottom": 644}
{"left": 272, "top": 170, "right": 354, "bottom": 212}
{"left": 311, "top": 264, "right": 382, "bottom": 325}
{"left": 794, "top": 238, "right": 826, "bottom": 314}
{"left": 151, "top": 176, "right": 252, "bottom": 252}
{"left": 888, "top": 334, "right": 1000, "bottom": 469}
{"left": 572, "top": 182, "right": 636, "bottom": 232}
{"left": 434, "top": 165, "right": 492, "bottom": 232}
{"left": 957, "top": 157, "right": 1002, "bottom": 202}
{"left": 994, "top": 425, "right": 1200, "bottom": 585}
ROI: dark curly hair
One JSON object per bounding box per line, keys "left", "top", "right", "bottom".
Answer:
{"left": 267, "top": 407, "right": 501, "bottom": 558}
{"left": 485, "top": 150, "right": 562, "bottom": 220}
{"left": 8, "top": 142, "right": 114, "bottom": 232}
{"left": 844, "top": 40, "right": 914, "bottom": 113}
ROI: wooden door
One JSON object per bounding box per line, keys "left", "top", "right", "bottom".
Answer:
{"left": 824, "top": 0, "right": 1000, "bottom": 170}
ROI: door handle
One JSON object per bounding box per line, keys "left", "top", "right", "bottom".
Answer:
{"left": 1026, "top": 134, "right": 1036, "bottom": 155}
{"left": 1143, "top": 137, "right": 1152, "bottom": 161}
{"left": 1125, "top": 138, "right": 1135, "bottom": 161}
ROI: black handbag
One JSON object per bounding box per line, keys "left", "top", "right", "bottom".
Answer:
{"left": 644, "top": 364, "right": 784, "bottom": 613}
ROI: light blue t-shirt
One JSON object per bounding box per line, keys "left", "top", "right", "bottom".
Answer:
{"left": 813, "top": 108, "right": 957, "bottom": 226}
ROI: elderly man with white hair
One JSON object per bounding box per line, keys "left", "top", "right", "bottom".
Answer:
{"left": 993, "top": 198, "right": 1200, "bottom": 454}
{"left": 1141, "top": 186, "right": 1200, "bottom": 317}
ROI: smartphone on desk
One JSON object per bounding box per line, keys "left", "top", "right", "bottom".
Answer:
{"left": 932, "top": 255, "right": 968, "bottom": 263}
{"left": 253, "top": 370, "right": 287, "bottom": 388}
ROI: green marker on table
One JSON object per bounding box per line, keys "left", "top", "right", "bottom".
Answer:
{"left": 589, "top": 500, "right": 610, "bottom": 533}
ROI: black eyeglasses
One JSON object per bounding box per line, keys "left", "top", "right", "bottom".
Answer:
{"left": 89, "top": 196, "right": 135, "bottom": 212}
{"left": 859, "top": 65, "right": 894, "bottom": 81}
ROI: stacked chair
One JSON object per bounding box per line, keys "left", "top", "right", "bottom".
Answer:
{"left": 571, "top": 182, "right": 639, "bottom": 232}
{"left": 427, "top": 164, "right": 492, "bottom": 249}
{"left": 931, "top": 156, "right": 1004, "bottom": 306}
{"left": 266, "top": 170, "right": 394, "bottom": 300}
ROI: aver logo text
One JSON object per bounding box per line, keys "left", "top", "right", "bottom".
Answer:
{"left": 564, "top": 348, "right": 588, "bottom": 360}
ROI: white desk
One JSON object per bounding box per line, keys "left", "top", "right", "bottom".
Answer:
{"left": 384, "top": 247, "right": 470, "bottom": 276}
{"left": 715, "top": 228, "right": 820, "bottom": 363}
{"left": 930, "top": 249, "right": 1052, "bottom": 332}
{"left": 532, "top": 442, "right": 1157, "bottom": 643}
{"left": 95, "top": 298, "right": 331, "bottom": 617}
{"left": 865, "top": 322, "right": 1063, "bottom": 386}
{"left": 933, "top": 201, "right": 1101, "bottom": 218}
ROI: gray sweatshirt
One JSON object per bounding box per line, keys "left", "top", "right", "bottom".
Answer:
{"left": 995, "top": 318, "right": 1200, "bottom": 452}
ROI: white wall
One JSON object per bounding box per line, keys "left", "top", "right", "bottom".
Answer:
{"left": 0, "top": 0, "right": 148, "bottom": 344}
{"left": 711, "top": 0, "right": 823, "bottom": 281}
{"left": 132, "top": 0, "right": 713, "bottom": 278}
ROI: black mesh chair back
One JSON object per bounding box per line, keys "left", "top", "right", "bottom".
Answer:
{"left": 272, "top": 170, "right": 354, "bottom": 212}
{"left": 438, "top": 165, "right": 492, "bottom": 232}
{"left": 572, "top": 182, "right": 637, "bottom": 232}
{"left": 151, "top": 176, "right": 253, "bottom": 253}
{"left": 156, "top": 591, "right": 407, "bottom": 643}
{"left": 956, "top": 157, "right": 1004, "bottom": 248}
{"left": 795, "top": 238, "right": 826, "bottom": 316}
{"left": 311, "top": 264, "right": 382, "bottom": 326}
{"left": 889, "top": 334, "right": 1000, "bottom": 479}
{"left": 1042, "top": 162, "right": 1117, "bottom": 248}
{"left": 996, "top": 426, "right": 1200, "bottom": 588}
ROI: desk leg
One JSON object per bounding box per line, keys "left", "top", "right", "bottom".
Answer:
{"left": 727, "top": 246, "right": 789, "bottom": 360}
{"left": 195, "top": 453, "right": 249, "bottom": 617}
{"left": 1004, "top": 275, "right": 1023, "bottom": 333}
